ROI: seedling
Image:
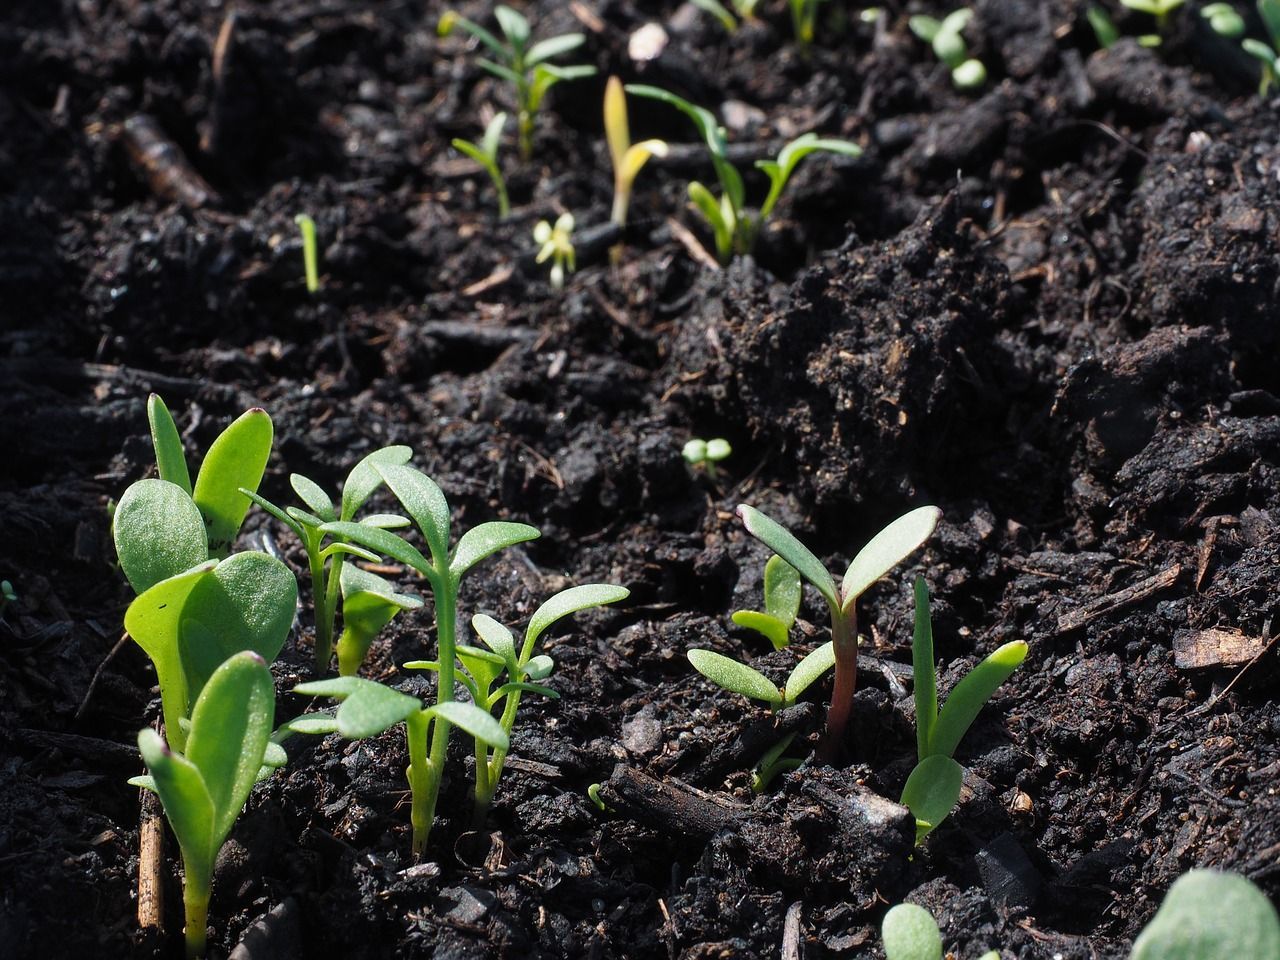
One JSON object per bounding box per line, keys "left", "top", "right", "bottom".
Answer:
{"left": 789, "top": 0, "right": 827, "bottom": 47}
{"left": 336, "top": 565, "right": 423, "bottom": 677}
{"left": 406, "top": 583, "right": 629, "bottom": 822}
{"left": 1130, "top": 869, "right": 1280, "bottom": 959}
{"left": 1088, "top": 4, "right": 1121, "bottom": 48}
{"left": 240, "top": 444, "right": 415, "bottom": 673}
{"left": 689, "top": 0, "right": 763, "bottom": 33}
{"left": 751, "top": 731, "right": 803, "bottom": 791}
{"left": 687, "top": 640, "right": 836, "bottom": 711}
{"left": 731, "top": 555, "right": 801, "bottom": 651}
{"left": 534, "top": 212, "right": 576, "bottom": 289}
{"left": 881, "top": 903, "right": 1000, "bottom": 960}
{"left": 1201, "top": 3, "right": 1245, "bottom": 37}
{"left": 682, "top": 437, "right": 732, "bottom": 480}
{"left": 438, "top": 5, "right": 596, "bottom": 161}
{"left": 131, "top": 651, "right": 276, "bottom": 959}
{"left": 901, "top": 578, "right": 1026, "bottom": 841}
{"left": 586, "top": 782, "right": 608, "bottom": 811}
{"left": 451, "top": 113, "right": 511, "bottom": 217}
{"left": 1120, "top": 0, "right": 1187, "bottom": 34}
{"left": 909, "top": 9, "right": 987, "bottom": 90}
{"left": 604, "top": 77, "right": 668, "bottom": 230}
{"left": 1243, "top": 0, "right": 1280, "bottom": 93}
{"left": 295, "top": 214, "right": 319, "bottom": 294}
{"left": 736, "top": 504, "right": 940, "bottom": 753}
{"left": 625, "top": 85, "right": 861, "bottom": 262}
{"left": 0, "top": 579, "right": 14, "bottom": 619}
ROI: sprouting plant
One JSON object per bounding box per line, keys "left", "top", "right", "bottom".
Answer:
{"left": 604, "top": 77, "right": 668, "bottom": 230}
{"left": 295, "top": 214, "right": 319, "bottom": 294}
{"left": 688, "top": 0, "right": 763, "bottom": 34}
{"left": 335, "top": 566, "right": 423, "bottom": 676}
{"left": 900, "top": 577, "right": 1026, "bottom": 841}
{"left": 438, "top": 5, "right": 596, "bottom": 161}
{"left": 534, "top": 213, "right": 576, "bottom": 289}
{"left": 1130, "top": 869, "right": 1280, "bottom": 959}
{"left": 1088, "top": 4, "right": 1121, "bottom": 48}
{"left": 625, "top": 85, "right": 861, "bottom": 263}
{"left": 682, "top": 437, "right": 732, "bottom": 480}
{"left": 406, "top": 583, "right": 628, "bottom": 823}
{"left": 1120, "top": 0, "right": 1187, "bottom": 42}
{"left": 586, "top": 782, "right": 608, "bottom": 811}
{"left": 1243, "top": 0, "right": 1280, "bottom": 93}
{"left": 0, "top": 579, "right": 14, "bottom": 619}
{"left": 881, "top": 902, "right": 1000, "bottom": 960}
{"left": 131, "top": 651, "right": 277, "bottom": 960}
{"left": 731, "top": 555, "right": 801, "bottom": 651}
{"left": 909, "top": 9, "right": 987, "bottom": 90}
{"left": 240, "top": 445, "right": 414, "bottom": 674}
{"left": 735, "top": 504, "right": 940, "bottom": 754}
{"left": 789, "top": 0, "right": 827, "bottom": 47}
{"left": 1201, "top": 3, "right": 1246, "bottom": 37}
{"left": 452, "top": 112, "right": 511, "bottom": 218}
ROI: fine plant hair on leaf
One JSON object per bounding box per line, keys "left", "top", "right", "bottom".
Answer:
{"left": 1130, "top": 869, "right": 1280, "bottom": 960}
{"left": 452, "top": 112, "right": 511, "bottom": 217}
{"left": 133, "top": 651, "right": 274, "bottom": 960}
{"left": 881, "top": 903, "right": 943, "bottom": 960}
{"left": 604, "top": 77, "right": 668, "bottom": 229}
{"left": 686, "top": 640, "right": 834, "bottom": 710}
{"left": 148, "top": 393, "right": 192, "bottom": 494}
{"left": 114, "top": 479, "right": 209, "bottom": 594}
{"left": 192, "top": 407, "right": 273, "bottom": 558}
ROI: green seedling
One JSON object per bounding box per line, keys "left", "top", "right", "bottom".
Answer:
{"left": 240, "top": 445, "right": 414, "bottom": 674}
{"left": 901, "top": 577, "right": 1026, "bottom": 841}
{"left": 789, "top": 0, "right": 827, "bottom": 47}
{"left": 131, "top": 651, "right": 276, "bottom": 959}
{"left": 1088, "top": 4, "right": 1121, "bottom": 48}
{"left": 452, "top": 113, "right": 511, "bottom": 218}
{"left": 0, "top": 579, "right": 15, "bottom": 619}
{"left": 751, "top": 731, "right": 803, "bottom": 792}
{"left": 881, "top": 902, "right": 1000, "bottom": 960}
{"left": 438, "top": 5, "right": 596, "bottom": 161}
{"left": 682, "top": 437, "right": 732, "bottom": 480}
{"left": 689, "top": 0, "right": 763, "bottom": 33}
{"left": 534, "top": 213, "right": 576, "bottom": 289}
{"left": 604, "top": 77, "right": 668, "bottom": 230}
{"left": 336, "top": 565, "right": 423, "bottom": 676}
{"left": 1243, "top": 0, "right": 1280, "bottom": 93}
{"left": 731, "top": 555, "right": 801, "bottom": 651}
{"left": 625, "top": 85, "right": 861, "bottom": 263}
{"left": 736, "top": 504, "right": 940, "bottom": 753}
{"left": 909, "top": 9, "right": 987, "bottom": 90}
{"left": 295, "top": 214, "right": 319, "bottom": 294}
{"left": 407, "top": 583, "right": 628, "bottom": 822}
{"left": 1130, "top": 869, "right": 1280, "bottom": 959}
{"left": 586, "top": 782, "right": 608, "bottom": 811}
{"left": 1120, "top": 0, "right": 1187, "bottom": 43}
{"left": 1201, "top": 3, "right": 1246, "bottom": 37}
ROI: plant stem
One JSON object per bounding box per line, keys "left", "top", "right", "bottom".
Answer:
{"left": 307, "top": 542, "right": 331, "bottom": 672}
{"left": 518, "top": 110, "right": 533, "bottom": 161}
{"left": 820, "top": 604, "right": 857, "bottom": 761}
{"left": 473, "top": 689, "right": 520, "bottom": 823}
{"left": 405, "top": 710, "right": 432, "bottom": 856}
{"left": 182, "top": 859, "right": 211, "bottom": 960}
{"left": 318, "top": 554, "right": 344, "bottom": 670}
{"left": 413, "top": 575, "right": 457, "bottom": 857}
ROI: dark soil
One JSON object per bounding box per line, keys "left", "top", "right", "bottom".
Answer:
{"left": 2, "top": 1, "right": 1279, "bottom": 957}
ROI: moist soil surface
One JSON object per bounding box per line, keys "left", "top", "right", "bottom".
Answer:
{"left": 3, "top": 1, "right": 1279, "bottom": 957}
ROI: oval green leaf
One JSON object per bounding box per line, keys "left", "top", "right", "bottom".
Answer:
{"left": 900, "top": 754, "right": 964, "bottom": 843}
{"left": 193, "top": 408, "right": 274, "bottom": 557}
{"left": 841, "top": 506, "right": 941, "bottom": 611}
{"left": 524, "top": 584, "right": 629, "bottom": 659}
{"left": 882, "top": 902, "right": 942, "bottom": 960}
{"left": 428, "top": 700, "right": 509, "bottom": 750}
{"left": 341, "top": 446, "right": 413, "bottom": 521}
{"left": 290, "top": 474, "right": 335, "bottom": 522}
{"left": 138, "top": 728, "right": 216, "bottom": 870}
{"left": 687, "top": 649, "right": 781, "bottom": 705}
{"left": 783, "top": 641, "right": 836, "bottom": 708}
{"left": 731, "top": 610, "right": 791, "bottom": 650}
{"left": 1131, "top": 869, "right": 1280, "bottom": 960}
{"left": 450, "top": 521, "right": 541, "bottom": 580}
{"left": 114, "top": 479, "right": 209, "bottom": 594}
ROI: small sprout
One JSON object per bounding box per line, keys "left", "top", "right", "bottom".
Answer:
{"left": 687, "top": 640, "right": 836, "bottom": 710}
{"left": 295, "top": 214, "right": 319, "bottom": 294}
{"left": 1201, "top": 3, "right": 1245, "bottom": 37}
{"left": 789, "top": 0, "right": 827, "bottom": 47}
{"left": 604, "top": 77, "right": 668, "bottom": 230}
{"left": 909, "top": 9, "right": 987, "bottom": 90}
{"left": 451, "top": 112, "right": 510, "bottom": 218}
{"left": 1244, "top": 0, "right": 1280, "bottom": 94}
{"left": 1130, "top": 869, "right": 1280, "bottom": 959}
{"left": 882, "top": 903, "right": 942, "bottom": 960}
{"left": 732, "top": 555, "right": 801, "bottom": 650}
{"left": 1120, "top": 0, "right": 1187, "bottom": 35}
{"left": 534, "top": 213, "right": 576, "bottom": 289}
{"left": 0, "top": 579, "right": 15, "bottom": 618}
{"left": 337, "top": 565, "right": 423, "bottom": 677}
{"left": 751, "top": 731, "right": 803, "bottom": 792}
{"left": 131, "top": 651, "right": 276, "bottom": 960}
{"left": 587, "top": 782, "right": 608, "bottom": 811}
{"left": 1088, "top": 4, "right": 1121, "bottom": 48}
{"left": 438, "top": 5, "right": 596, "bottom": 161}
{"left": 682, "top": 437, "right": 731, "bottom": 479}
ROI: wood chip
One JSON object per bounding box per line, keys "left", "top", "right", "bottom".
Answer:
{"left": 1055, "top": 563, "right": 1181, "bottom": 634}
{"left": 1173, "top": 627, "right": 1268, "bottom": 671}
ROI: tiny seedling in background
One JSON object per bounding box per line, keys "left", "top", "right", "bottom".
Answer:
{"left": 0, "top": 579, "right": 15, "bottom": 619}
{"left": 682, "top": 437, "right": 731, "bottom": 480}
{"left": 1129, "top": 869, "right": 1280, "bottom": 959}
{"left": 1119, "top": 0, "right": 1187, "bottom": 43}
{"left": 132, "top": 651, "right": 276, "bottom": 960}
{"left": 732, "top": 555, "right": 801, "bottom": 651}
{"left": 604, "top": 77, "right": 668, "bottom": 230}
{"left": 881, "top": 903, "right": 1001, "bottom": 960}
{"left": 901, "top": 577, "right": 1026, "bottom": 841}
{"left": 1243, "top": 0, "right": 1280, "bottom": 94}
{"left": 736, "top": 504, "right": 940, "bottom": 754}
{"left": 689, "top": 0, "right": 763, "bottom": 33}
{"left": 909, "top": 9, "right": 987, "bottom": 90}
{"left": 1201, "top": 3, "right": 1245, "bottom": 37}
{"left": 789, "top": 0, "right": 827, "bottom": 47}
{"left": 438, "top": 5, "right": 596, "bottom": 161}
{"left": 534, "top": 213, "right": 576, "bottom": 289}
{"left": 452, "top": 112, "right": 511, "bottom": 218}
{"left": 1088, "top": 4, "right": 1121, "bottom": 48}
{"left": 295, "top": 214, "right": 319, "bottom": 294}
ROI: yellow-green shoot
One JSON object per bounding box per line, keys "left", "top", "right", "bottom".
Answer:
{"left": 1120, "top": 0, "right": 1187, "bottom": 34}
{"left": 452, "top": 112, "right": 510, "bottom": 218}
{"left": 295, "top": 214, "right": 319, "bottom": 294}
{"left": 909, "top": 9, "right": 987, "bottom": 90}
{"left": 604, "top": 77, "right": 667, "bottom": 230}
{"left": 534, "top": 213, "right": 576, "bottom": 289}
{"left": 731, "top": 555, "right": 801, "bottom": 651}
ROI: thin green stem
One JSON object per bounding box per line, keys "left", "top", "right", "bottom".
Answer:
{"left": 413, "top": 574, "right": 457, "bottom": 857}
{"left": 306, "top": 540, "right": 331, "bottom": 672}
{"left": 319, "top": 554, "right": 344, "bottom": 669}
{"left": 182, "top": 858, "right": 211, "bottom": 960}
{"left": 405, "top": 710, "right": 433, "bottom": 856}
{"left": 474, "top": 690, "right": 519, "bottom": 823}
{"left": 472, "top": 731, "right": 493, "bottom": 827}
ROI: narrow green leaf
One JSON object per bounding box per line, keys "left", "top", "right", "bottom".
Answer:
{"left": 493, "top": 680, "right": 558, "bottom": 700}
{"left": 731, "top": 610, "right": 791, "bottom": 650}
{"left": 929, "top": 641, "right": 1028, "bottom": 759}
{"left": 763, "top": 555, "right": 802, "bottom": 626}
{"left": 128, "top": 774, "right": 157, "bottom": 792}
{"left": 279, "top": 714, "right": 340, "bottom": 736}
{"left": 438, "top": 11, "right": 508, "bottom": 61}
{"left": 690, "top": 0, "right": 739, "bottom": 32}
{"left": 359, "top": 513, "right": 411, "bottom": 529}
{"left": 290, "top": 474, "right": 335, "bottom": 522}
{"left": 625, "top": 85, "right": 728, "bottom": 160}
{"left": 240, "top": 489, "right": 304, "bottom": 538}
{"left": 756, "top": 134, "right": 862, "bottom": 219}
{"left": 373, "top": 464, "right": 451, "bottom": 566}
{"left": 287, "top": 506, "right": 326, "bottom": 529}
{"left": 882, "top": 902, "right": 943, "bottom": 960}
{"left": 138, "top": 727, "right": 216, "bottom": 869}
{"left": 840, "top": 506, "right": 941, "bottom": 611}
{"left": 457, "top": 645, "right": 505, "bottom": 693}
{"left": 450, "top": 521, "right": 541, "bottom": 580}
{"left": 687, "top": 649, "right": 781, "bottom": 705}
{"left": 472, "top": 614, "right": 517, "bottom": 667}
{"left": 402, "top": 660, "right": 440, "bottom": 672}
{"left": 782, "top": 641, "right": 836, "bottom": 707}
{"left": 147, "top": 394, "right": 191, "bottom": 494}
{"left": 318, "top": 521, "right": 434, "bottom": 579}
{"left": 1261, "top": 0, "right": 1280, "bottom": 50}
{"left": 114, "top": 479, "right": 209, "bottom": 594}
{"left": 911, "top": 577, "right": 937, "bottom": 764}
{"left": 908, "top": 14, "right": 942, "bottom": 41}
{"left": 494, "top": 5, "right": 529, "bottom": 47}
{"left": 318, "top": 542, "right": 380, "bottom": 563}
{"left": 341, "top": 446, "right": 413, "bottom": 521}
{"left": 428, "top": 700, "right": 509, "bottom": 750}
{"left": 524, "top": 654, "right": 554, "bottom": 680}
{"left": 736, "top": 505, "right": 838, "bottom": 609}
{"left": 900, "top": 754, "right": 964, "bottom": 843}
{"left": 525, "top": 33, "right": 586, "bottom": 66}
{"left": 478, "top": 58, "right": 525, "bottom": 87}
{"left": 300, "top": 677, "right": 421, "bottom": 739}
{"left": 524, "top": 584, "right": 629, "bottom": 659}
{"left": 193, "top": 408, "right": 274, "bottom": 557}
{"left": 480, "top": 112, "right": 507, "bottom": 160}
{"left": 688, "top": 181, "right": 728, "bottom": 234}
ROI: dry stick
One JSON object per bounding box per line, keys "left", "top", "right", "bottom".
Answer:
{"left": 781, "top": 901, "right": 804, "bottom": 960}
{"left": 120, "top": 114, "right": 221, "bottom": 209}
{"left": 74, "top": 631, "right": 129, "bottom": 723}
{"left": 1055, "top": 563, "right": 1182, "bottom": 635}
{"left": 138, "top": 789, "right": 165, "bottom": 934}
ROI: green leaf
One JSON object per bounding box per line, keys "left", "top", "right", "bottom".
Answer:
{"left": 427, "top": 700, "right": 509, "bottom": 750}
{"left": 138, "top": 728, "right": 216, "bottom": 871}
{"left": 472, "top": 614, "right": 518, "bottom": 668}
{"left": 318, "top": 521, "right": 434, "bottom": 579}
{"left": 1131, "top": 869, "right": 1280, "bottom": 960}
{"left": 524, "top": 654, "right": 554, "bottom": 680}
{"left": 736, "top": 505, "right": 838, "bottom": 609}
{"left": 294, "top": 676, "right": 421, "bottom": 739}
{"left": 278, "top": 714, "right": 339, "bottom": 736}
{"left": 625, "top": 85, "right": 728, "bottom": 161}
{"left": 494, "top": 5, "right": 529, "bottom": 48}
{"left": 478, "top": 58, "right": 525, "bottom": 87}
{"left": 480, "top": 112, "right": 507, "bottom": 160}
{"left": 764, "top": 555, "right": 802, "bottom": 627}
{"left": 492, "top": 680, "right": 558, "bottom": 700}
{"left": 290, "top": 474, "right": 335, "bottom": 522}
{"left": 318, "top": 542, "right": 380, "bottom": 563}
{"left": 900, "top": 755, "right": 964, "bottom": 843}
{"left": 911, "top": 578, "right": 937, "bottom": 764}
{"left": 1261, "top": 0, "right": 1280, "bottom": 50}
{"left": 113, "top": 479, "right": 209, "bottom": 594}
{"left": 450, "top": 521, "right": 541, "bottom": 580}
{"left": 529, "top": 63, "right": 597, "bottom": 112}
{"left": 184, "top": 651, "right": 275, "bottom": 844}
{"left": 240, "top": 489, "right": 304, "bottom": 539}
{"left": 687, "top": 649, "right": 781, "bottom": 705}
{"left": 525, "top": 33, "right": 586, "bottom": 66}
{"left": 524, "top": 584, "right": 629, "bottom": 661}
{"left": 337, "top": 565, "right": 423, "bottom": 676}
{"left": 1087, "top": 5, "right": 1120, "bottom": 48}
{"left": 840, "top": 506, "right": 941, "bottom": 611}
{"left": 756, "top": 134, "right": 862, "bottom": 219}
{"left": 457, "top": 643, "right": 506, "bottom": 693}
{"left": 374, "top": 464, "right": 451, "bottom": 566}
{"left": 929, "top": 641, "right": 1028, "bottom": 759}
{"left": 731, "top": 610, "right": 792, "bottom": 650}
{"left": 147, "top": 394, "right": 191, "bottom": 494}
{"left": 908, "top": 15, "right": 942, "bottom": 41}
{"left": 881, "top": 902, "right": 942, "bottom": 960}
{"left": 1243, "top": 38, "right": 1280, "bottom": 66}
{"left": 690, "top": 0, "right": 739, "bottom": 32}
{"left": 359, "top": 513, "right": 411, "bottom": 529}
{"left": 341, "top": 446, "right": 413, "bottom": 522}
{"left": 193, "top": 408, "right": 274, "bottom": 557}
{"left": 438, "top": 10, "right": 508, "bottom": 61}
{"left": 782, "top": 641, "right": 836, "bottom": 707}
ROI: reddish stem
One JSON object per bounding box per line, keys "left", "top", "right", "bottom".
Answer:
{"left": 819, "top": 604, "right": 857, "bottom": 763}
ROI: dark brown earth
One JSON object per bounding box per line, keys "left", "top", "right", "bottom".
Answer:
{"left": 2, "top": 1, "right": 1279, "bottom": 957}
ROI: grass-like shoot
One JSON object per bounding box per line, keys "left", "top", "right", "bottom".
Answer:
{"left": 736, "top": 504, "right": 940, "bottom": 754}
{"left": 131, "top": 651, "right": 277, "bottom": 959}
{"left": 624, "top": 85, "right": 861, "bottom": 263}
{"left": 534, "top": 213, "right": 576, "bottom": 289}
{"left": 689, "top": 0, "right": 762, "bottom": 33}
{"left": 295, "top": 213, "right": 319, "bottom": 294}
{"left": 881, "top": 902, "right": 1000, "bottom": 960}
{"left": 682, "top": 437, "right": 731, "bottom": 480}
{"left": 731, "top": 554, "right": 801, "bottom": 651}
{"left": 438, "top": 5, "right": 596, "bottom": 161}
{"left": 604, "top": 77, "right": 668, "bottom": 230}
{"left": 1088, "top": 4, "right": 1121, "bottom": 48}
{"left": 1130, "top": 869, "right": 1280, "bottom": 959}
{"left": 1243, "top": 0, "right": 1280, "bottom": 94}
{"left": 909, "top": 9, "right": 987, "bottom": 90}
{"left": 789, "top": 0, "right": 826, "bottom": 47}
{"left": 240, "top": 445, "right": 414, "bottom": 674}
{"left": 452, "top": 113, "right": 511, "bottom": 218}
{"left": 901, "top": 577, "right": 1026, "bottom": 841}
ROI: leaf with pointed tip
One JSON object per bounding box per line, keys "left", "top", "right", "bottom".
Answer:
{"left": 373, "top": 464, "right": 451, "bottom": 566}
{"left": 731, "top": 610, "right": 792, "bottom": 650}
{"left": 450, "top": 521, "right": 541, "bottom": 580}
{"left": 687, "top": 649, "right": 781, "bottom": 705}
{"left": 114, "top": 479, "right": 210, "bottom": 594}
{"left": 138, "top": 727, "right": 216, "bottom": 870}
{"left": 524, "top": 584, "right": 629, "bottom": 660}
{"left": 783, "top": 642, "right": 836, "bottom": 707}
{"left": 193, "top": 408, "right": 273, "bottom": 557}
{"left": 764, "top": 555, "right": 802, "bottom": 626}
{"left": 494, "top": 4, "right": 529, "bottom": 47}
{"left": 480, "top": 112, "right": 506, "bottom": 160}
{"left": 901, "top": 755, "right": 964, "bottom": 843}
{"left": 737, "top": 505, "right": 837, "bottom": 609}
{"left": 840, "top": 506, "right": 941, "bottom": 611}
{"left": 290, "top": 474, "right": 335, "bottom": 522}
{"left": 319, "top": 542, "right": 380, "bottom": 563}
{"left": 402, "top": 660, "right": 440, "bottom": 672}
{"left": 438, "top": 10, "right": 507, "bottom": 59}
{"left": 493, "top": 680, "right": 558, "bottom": 700}
{"left": 472, "top": 614, "right": 518, "bottom": 669}
{"left": 319, "top": 522, "right": 433, "bottom": 580}
{"left": 427, "top": 700, "right": 509, "bottom": 750}
{"left": 929, "top": 641, "right": 1027, "bottom": 760}
{"left": 294, "top": 676, "right": 420, "bottom": 739}
{"left": 359, "top": 513, "right": 411, "bottom": 529}
{"left": 341, "top": 446, "right": 413, "bottom": 521}
{"left": 147, "top": 394, "right": 191, "bottom": 494}
{"left": 525, "top": 32, "right": 585, "bottom": 66}
{"left": 756, "top": 134, "right": 862, "bottom": 219}
{"left": 240, "top": 489, "right": 304, "bottom": 538}
{"left": 287, "top": 506, "right": 326, "bottom": 529}
{"left": 911, "top": 577, "right": 937, "bottom": 764}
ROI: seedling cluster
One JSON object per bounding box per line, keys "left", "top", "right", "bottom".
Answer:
{"left": 909, "top": 9, "right": 987, "bottom": 90}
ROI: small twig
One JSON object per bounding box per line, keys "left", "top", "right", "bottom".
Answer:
{"left": 138, "top": 788, "right": 165, "bottom": 933}
{"left": 75, "top": 632, "right": 129, "bottom": 722}
{"left": 1056, "top": 564, "right": 1181, "bottom": 634}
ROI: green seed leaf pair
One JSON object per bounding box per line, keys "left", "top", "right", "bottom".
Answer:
{"left": 687, "top": 642, "right": 835, "bottom": 709}
{"left": 732, "top": 555, "right": 802, "bottom": 650}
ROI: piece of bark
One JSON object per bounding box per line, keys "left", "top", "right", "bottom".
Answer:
{"left": 138, "top": 789, "right": 165, "bottom": 933}
{"left": 1056, "top": 564, "right": 1181, "bottom": 634}
{"left": 121, "top": 114, "right": 221, "bottom": 209}
{"left": 598, "top": 764, "right": 744, "bottom": 841}
{"left": 1173, "top": 627, "right": 1268, "bottom": 670}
